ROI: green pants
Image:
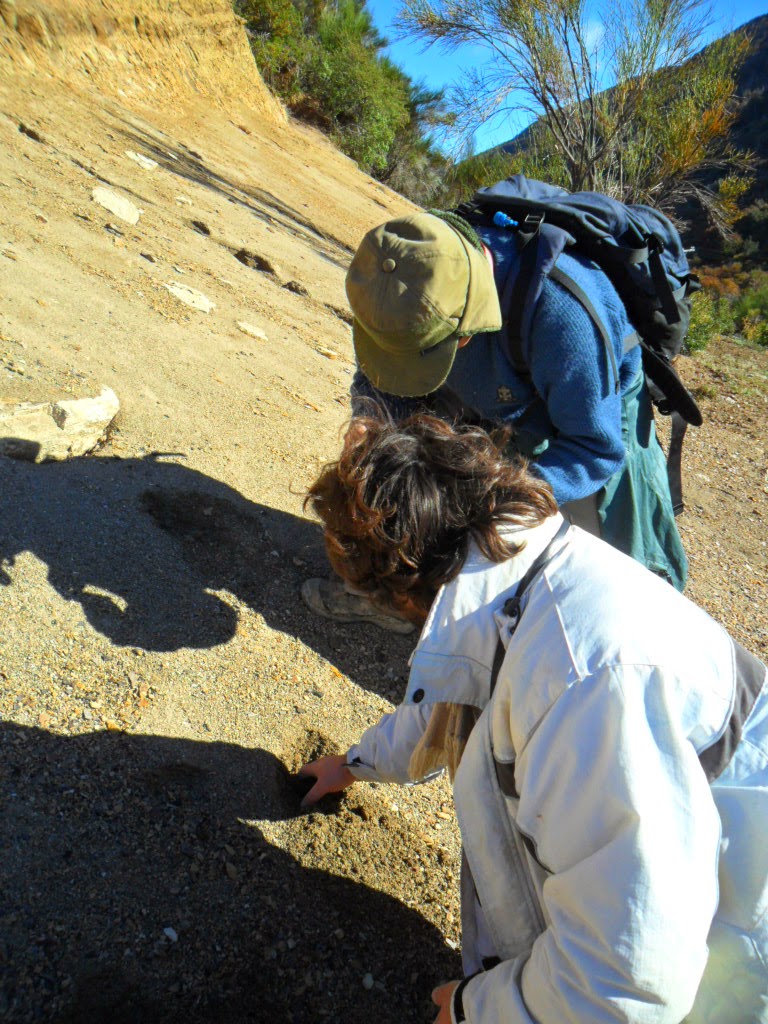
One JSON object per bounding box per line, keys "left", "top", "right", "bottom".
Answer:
{"left": 597, "top": 372, "right": 688, "bottom": 591}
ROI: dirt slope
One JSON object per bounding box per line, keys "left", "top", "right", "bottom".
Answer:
{"left": 0, "top": 4, "right": 766, "bottom": 1023}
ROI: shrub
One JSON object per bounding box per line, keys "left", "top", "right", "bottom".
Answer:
{"left": 686, "top": 288, "right": 736, "bottom": 352}
{"left": 237, "top": 0, "right": 436, "bottom": 184}
{"left": 732, "top": 277, "right": 768, "bottom": 347}
{"left": 302, "top": 30, "right": 410, "bottom": 172}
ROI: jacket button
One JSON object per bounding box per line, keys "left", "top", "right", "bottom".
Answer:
{"left": 412, "top": 688, "right": 424, "bottom": 703}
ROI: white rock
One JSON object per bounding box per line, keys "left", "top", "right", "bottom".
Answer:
{"left": 175, "top": 195, "right": 193, "bottom": 206}
{"left": 163, "top": 927, "right": 178, "bottom": 943}
{"left": 124, "top": 150, "right": 159, "bottom": 171}
{"left": 91, "top": 187, "right": 141, "bottom": 225}
{"left": 163, "top": 282, "right": 216, "bottom": 313}
{"left": 0, "top": 387, "right": 120, "bottom": 462}
{"left": 236, "top": 321, "right": 267, "bottom": 341}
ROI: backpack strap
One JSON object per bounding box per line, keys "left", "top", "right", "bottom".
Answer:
{"left": 548, "top": 265, "right": 620, "bottom": 395}
{"left": 489, "top": 520, "right": 572, "bottom": 695}
{"left": 647, "top": 235, "right": 682, "bottom": 325}
{"left": 666, "top": 411, "right": 688, "bottom": 516}
{"left": 498, "top": 216, "right": 621, "bottom": 397}
{"left": 500, "top": 217, "right": 543, "bottom": 376}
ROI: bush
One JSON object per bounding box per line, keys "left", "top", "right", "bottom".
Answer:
{"left": 686, "top": 288, "right": 736, "bottom": 352}
{"left": 732, "top": 276, "right": 768, "bottom": 346}
{"left": 237, "top": 0, "right": 432, "bottom": 182}
{"left": 302, "top": 30, "right": 410, "bottom": 172}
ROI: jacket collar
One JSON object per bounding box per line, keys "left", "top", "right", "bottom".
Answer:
{"left": 403, "top": 514, "right": 564, "bottom": 709}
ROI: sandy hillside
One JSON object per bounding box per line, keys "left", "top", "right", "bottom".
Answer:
{"left": 0, "top": 3, "right": 767, "bottom": 1023}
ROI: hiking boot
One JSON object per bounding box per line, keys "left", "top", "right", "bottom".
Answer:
{"left": 300, "top": 578, "right": 416, "bottom": 635}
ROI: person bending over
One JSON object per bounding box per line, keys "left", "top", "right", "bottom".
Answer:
{"left": 302, "top": 207, "right": 687, "bottom": 632}
{"left": 301, "top": 412, "right": 767, "bottom": 1024}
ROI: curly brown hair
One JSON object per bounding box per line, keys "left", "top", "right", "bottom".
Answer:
{"left": 306, "top": 414, "right": 557, "bottom": 621}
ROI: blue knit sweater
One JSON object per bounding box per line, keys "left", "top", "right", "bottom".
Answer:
{"left": 352, "top": 225, "right": 643, "bottom": 505}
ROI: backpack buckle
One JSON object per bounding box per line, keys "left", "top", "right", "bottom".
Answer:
{"left": 522, "top": 212, "right": 544, "bottom": 231}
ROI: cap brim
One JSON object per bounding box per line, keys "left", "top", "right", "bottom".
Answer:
{"left": 457, "top": 235, "right": 503, "bottom": 336}
{"left": 353, "top": 319, "right": 459, "bottom": 398}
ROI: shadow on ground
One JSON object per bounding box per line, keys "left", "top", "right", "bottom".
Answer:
{"left": 112, "top": 112, "right": 353, "bottom": 270}
{"left": 0, "top": 451, "right": 415, "bottom": 694}
{"left": 0, "top": 722, "right": 459, "bottom": 1023}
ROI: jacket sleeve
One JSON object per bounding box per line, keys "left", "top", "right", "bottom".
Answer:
{"left": 523, "top": 278, "right": 628, "bottom": 504}
{"left": 458, "top": 664, "right": 722, "bottom": 1024}
{"left": 346, "top": 701, "right": 439, "bottom": 785}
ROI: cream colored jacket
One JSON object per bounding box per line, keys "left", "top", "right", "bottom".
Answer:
{"left": 348, "top": 516, "right": 768, "bottom": 1024}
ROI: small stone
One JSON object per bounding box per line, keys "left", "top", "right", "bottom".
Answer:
{"left": 225, "top": 862, "right": 238, "bottom": 881}
{"left": 0, "top": 386, "right": 120, "bottom": 462}
{"left": 362, "top": 973, "right": 374, "bottom": 990}
{"left": 91, "top": 187, "right": 140, "bottom": 225}
{"left": 163, "top": 927, "right": 178, "bottom": 943}
{"left": 315, "top": 347, "right": 338, "bottom": 360}
{"left": 124, "top": 150, "right": 158, "bottom": 171}
{"left": 175, "top": 195, "right": 193, "bottom": 205}
{"left": 163, "top": 282, "right": 216, "bottom": 313}
{"left": 237, "top": 322, "right": 267, "bottom": 341}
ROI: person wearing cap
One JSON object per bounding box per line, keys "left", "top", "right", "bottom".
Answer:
{"left": 299, "top": 413, "right": 768, "bottom": 1024}
{"left": 301, "top": 209, "right": 687, "bottom": 630}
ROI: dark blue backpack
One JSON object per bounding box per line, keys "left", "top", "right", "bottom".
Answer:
{"left": 454, "top": 175, "right": 702, "bottom": 511}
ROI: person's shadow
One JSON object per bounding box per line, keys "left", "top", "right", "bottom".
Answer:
{"left": 0, "top": 721, "right": 460, "bottom": 1024}
{"left": 0, "top": 450, "right": 415, "bottom": 696}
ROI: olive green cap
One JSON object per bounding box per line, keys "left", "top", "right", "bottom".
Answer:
{"left": 345, "top": 213, "right": 502, "bottom": 397}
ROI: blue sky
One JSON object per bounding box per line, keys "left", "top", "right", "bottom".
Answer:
{"left": 366, "top": 0, "right": 768, "bottom": 155}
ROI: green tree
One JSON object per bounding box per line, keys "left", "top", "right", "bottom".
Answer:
{"left": 303, "top": 2, "right": 412, "bottom": 171}
{"left": 377, "top": 80, "right": 453, "bottom": 204}
{"left": 398, "top": 0, "right": 752, "bottom": 230}
{"left": 236, "top": 0, "right": 311, "bottom": 100}
{"left": 237, "top": 0, "right": 438, "bottom": 179}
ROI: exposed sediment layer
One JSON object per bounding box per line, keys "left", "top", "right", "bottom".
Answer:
{"left": 0, "top": 0, "right": 283, "bottom": 121}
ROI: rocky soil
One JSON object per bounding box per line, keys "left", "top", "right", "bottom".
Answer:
{"left": 0, "top": 4, "right": 766, "bottom": 1023}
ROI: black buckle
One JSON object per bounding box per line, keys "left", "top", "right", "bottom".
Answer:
{"left": 523, "top": 212, "right": 544, "bottom": 231}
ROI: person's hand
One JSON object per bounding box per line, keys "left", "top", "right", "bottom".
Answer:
{"left": 432, "top": 980, "right": 460, "bottom": 1023}
{"left": 298, "top": 754, "right": 354, "bottom": 808}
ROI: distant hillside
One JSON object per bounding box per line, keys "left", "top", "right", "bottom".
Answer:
{"left": 486, "top": 14, "right": 768, "bottom": 262}
{"left": 724, "top": 14, "right": 768, "bottom": 262}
